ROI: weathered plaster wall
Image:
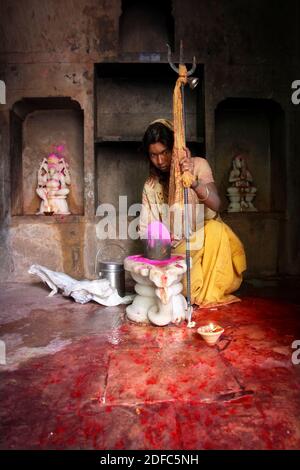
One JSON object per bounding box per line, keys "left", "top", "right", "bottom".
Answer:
{"left": 0, "top": 0, "right": 299, "bottom": 281}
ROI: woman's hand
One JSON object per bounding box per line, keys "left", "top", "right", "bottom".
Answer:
{"left": 180, "top": 147, "right": 194, "bottom": 174}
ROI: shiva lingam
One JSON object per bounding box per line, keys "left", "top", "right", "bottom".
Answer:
{"left": 124, "top": 222, "right": 188, "bottom": 326}
{"left": 197, "top": 322, "right": 224, "bottom": 346}
{"left": 142, "top": 221, "right": 171, "bottom": 260}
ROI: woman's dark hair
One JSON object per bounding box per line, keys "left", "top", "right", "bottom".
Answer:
{"left": 142, "top": 122, "right": 174, "bottom": 181}
{"left": 142, "top": 122, "right": 174, "bottom": 156}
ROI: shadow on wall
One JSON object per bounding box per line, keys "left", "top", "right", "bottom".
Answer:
{"left": 119, "top": 0, "right": 174, "bottom": 54}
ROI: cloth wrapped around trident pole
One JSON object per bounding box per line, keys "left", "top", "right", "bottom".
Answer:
{"left": 167, "top": 42, "right": 198, "bottom": 323}
{"left": 167, "top": 45, "right": 199, "bottom": 237}
{"left": 168, "top": 63, "right": 195, "bottom": 220}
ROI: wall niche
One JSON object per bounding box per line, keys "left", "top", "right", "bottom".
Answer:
{"left": 95, "top": 62, "right": 204, "bottom": 215}
{"left": 10, "top": 97, "right": 84, "bottom": 216}
{"left": 215, "top": 98, "right": 286, "bottom": 276}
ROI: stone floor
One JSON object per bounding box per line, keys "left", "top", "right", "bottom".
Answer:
{"left": 0, "top": 279, "right": 300, "bottom": 450}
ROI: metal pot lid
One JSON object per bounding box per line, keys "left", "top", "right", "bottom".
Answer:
{"left": 98, "top": 261, "right": 124, "bottom": 271}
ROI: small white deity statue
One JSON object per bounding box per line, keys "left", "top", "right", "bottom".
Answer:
{"left": 36, "top": 150, "right": 71, "bottom": 215}
{"left": 227, "top": 154, "right": 257, "bottom": 212}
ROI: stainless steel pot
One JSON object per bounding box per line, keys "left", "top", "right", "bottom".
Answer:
{"left": 98, "top": 261, "right": 125, "bottom": 298}
{"left": 95, "top": 244, "right": 126, "bottom": 297}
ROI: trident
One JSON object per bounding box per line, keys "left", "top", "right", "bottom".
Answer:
{"left": 167, "top": 41, "right": 199, "bottom": 324}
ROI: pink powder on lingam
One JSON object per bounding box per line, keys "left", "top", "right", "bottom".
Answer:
{"left": 147, "top": 221, "right": 171, "bottom": 249}
{"left": 130, "top": 221, "right": 179, "bottom": 264}
{"left": 127, "top": 254, "right": 184, "bottom": 266}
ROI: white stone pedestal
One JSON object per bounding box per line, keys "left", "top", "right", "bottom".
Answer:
{"left": 124, "top": 255, "right": 188, "bottom": 326}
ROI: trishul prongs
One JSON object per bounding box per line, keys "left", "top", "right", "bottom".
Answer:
{"left": 167, "top": 41, "right": 196, "bottom": 76}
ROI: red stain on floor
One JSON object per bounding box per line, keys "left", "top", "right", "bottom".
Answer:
{"left": 0, "top": 283, "right": 300, "bottom": 449}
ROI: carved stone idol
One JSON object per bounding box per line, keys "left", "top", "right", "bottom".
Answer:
{"left": 227, "top": 154, "right": 257, "bottom": 212}
{"left": 36, "top": 151, "right": 71, "bottom": 215}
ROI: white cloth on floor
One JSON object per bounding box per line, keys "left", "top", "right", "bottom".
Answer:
{"left": 28, "top": 264, "right": 134, "bottom": 306}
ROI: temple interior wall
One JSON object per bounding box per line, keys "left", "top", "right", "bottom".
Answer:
{"left": 0, "top": 0, "right": 299, "bottom": 281}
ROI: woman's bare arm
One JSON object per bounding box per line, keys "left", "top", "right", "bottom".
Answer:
{"left": 179, "top": 148, "right": 221, "bottom": 212}
{"left": 191, "top": 180, "right": 221, "bottom": 212}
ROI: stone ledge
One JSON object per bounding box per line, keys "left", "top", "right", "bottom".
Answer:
{"left": 10, "top": 215, "right": 85, "bottom": 225}
{"left": 221, "top": 211, "right": 287, "bottom": 220}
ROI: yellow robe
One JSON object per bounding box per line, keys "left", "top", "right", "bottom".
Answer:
{"left": 139, "top": 157, "right": 247, "bottom": 308}
{"left": 173, "top": 219, "right": 246, "bottom": 307}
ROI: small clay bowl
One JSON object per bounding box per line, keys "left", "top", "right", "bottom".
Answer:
{"left": 197, "top": 324, "right": 224, "bottom": 346}
{"left": 43, "top": 211, "right": 54, "bottom": 216}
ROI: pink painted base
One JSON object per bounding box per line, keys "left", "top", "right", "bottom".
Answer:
{"left": 127, "top": 254, "right": 184, "bottom": 267}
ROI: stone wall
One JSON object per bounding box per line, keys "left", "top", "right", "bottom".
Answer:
{"left": 0, "top": 0, "right": 299, "bottom": 282}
